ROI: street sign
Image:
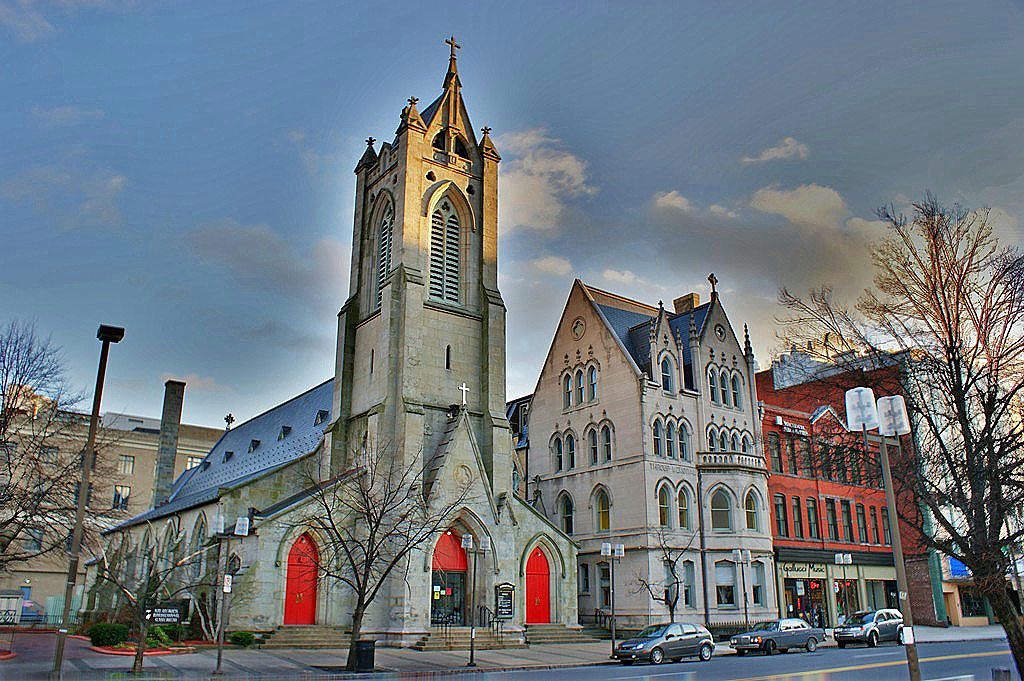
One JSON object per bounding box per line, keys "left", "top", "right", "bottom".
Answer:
{"left": 613, "top": 544, "right": 624, "bottom": 558}
{"left": 495, "top": 583, "right": 515, "bottom": 619}
{"left": 461, "top": 534, "right": 474, "bottom": 550}
{"left": 223, "top": 574, "right": 232, "bottom": 593}
{"left": 234, "top": 517, "right": 250, "bottom": 536}
{"left": 600, "top": 542, "right": 612, "bottom": 556}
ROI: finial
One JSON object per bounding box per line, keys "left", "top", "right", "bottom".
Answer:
{"left": 481, "top": 126, "right": 492, "bottom": 137}
{"left": 708, "top": 272, "right": 718, "bottom": 293}
{"left": 744, "top": 323, "right": 754, "bottom": 358}
{"left": 365, "top": 136, "right": 376, "bottom": 147}
{"left": 407, "top": 96, "right": 419, "bottom": 107}
{"left": 445, "top": 34, "right": 461, "bottom": 59}
{"left": 224, "top": 413, "right": 235, "bottom": 431}
{"left": 658, "top": 300, "right": 664, "bottom": 310}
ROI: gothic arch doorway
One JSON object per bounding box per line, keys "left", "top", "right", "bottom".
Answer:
{"left": 526, "top": 546, "right": 551, "bottom": 624}
{"left": 284, "top": 533, "right": 318, "bottom": 625}
{"left": 431, "top": 530, "right": 468, "bottom": 625}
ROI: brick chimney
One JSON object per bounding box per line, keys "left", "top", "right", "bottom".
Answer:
{"left": 673, "top": 293, "right": 700, "bottom": 315}
{"left": 153, "top": 380, "right": 185, "bottom": 506}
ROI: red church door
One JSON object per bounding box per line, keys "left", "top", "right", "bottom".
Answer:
{"left": 525, "top": 547, "right": 550, "bottom": 624}
{"left": 284, "top": 533, "right": 318, "bottom": 625}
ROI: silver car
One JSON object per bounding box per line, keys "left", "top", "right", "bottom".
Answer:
{"left": 834, "top": 609, "right": 904, "bottom": 647}
{"left": 613, "top": 622, "right": 715, "bottom": 665}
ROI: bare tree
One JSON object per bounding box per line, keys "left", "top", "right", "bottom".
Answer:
{"left": 0, "top": 320, "right": 118, "bottom": 574}
{"left": 632, "top": 529, "right": 697, "bottom": 623}
{"left": 778, "top": 193, "right": 1024, "bottom": 677}
{"left": 290, "top": 439, "right": 472, "bottom": 670}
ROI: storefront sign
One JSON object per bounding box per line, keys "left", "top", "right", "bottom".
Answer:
{"left": 146, "top": 605, "right": 182, "bottom": 624}
{"left": 495, "top": 583, "right": 515, "bottom": 620}
{"left": 780, "top": 562, "right": 827, "bottom": 577}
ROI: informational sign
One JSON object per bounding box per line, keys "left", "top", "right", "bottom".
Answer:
{"left": 495, "top": 583, "right": 515, "bottom": 620}
{"left": 234, "top": 517, "right": 250, "bottom": 537}
{"left": 146, "top": 605, "right": 182, "bottom": 624}
{"left": 223, "top": 574, "right": 233, "bottom": 593}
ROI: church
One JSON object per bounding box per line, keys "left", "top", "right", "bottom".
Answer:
{"left": 84, "top": 40, "right": 580, "bottom": 647}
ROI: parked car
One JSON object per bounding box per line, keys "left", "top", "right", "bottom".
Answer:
{"left": 729, "top": 618, "right": 825, "bottom": 655}
{"left": 833, "top": 609, "right": 904, "bottom": 647}
{"left": 613, "top": 622, "right": 715, "bottom": 665}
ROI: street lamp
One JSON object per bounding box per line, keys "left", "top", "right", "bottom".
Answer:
{"left": 845, "top": 387, "right": 921, "bottom": 681}
{"left": 464, "top": 534, "right": 489, "bottom": 667}
{"left": 733, "top": 549, "right": 750, "bottom": 629}
{"left": 601, "top": 541, "right": 624, "bottom": 658}
{"left": 52, "top": 324, "right": 124, "bottom": 677}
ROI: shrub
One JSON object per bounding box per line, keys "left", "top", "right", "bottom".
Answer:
{"left": 229, "top": 631, "right": 255, "bottom": 647}
{"left": 146, "top": 625, "right": 173, "bottom": 648}
{"left": 158, "top": 623, "right": 185, "bottom": 639}
{"left": 89, "top": 623, "right": 130, "bottom": 647}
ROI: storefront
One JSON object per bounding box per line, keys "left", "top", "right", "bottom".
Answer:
{"left": 780, "top": 562, "right": 830, "bottom": 627}
{"left": 775, "top": 551, "right": 898, "bottom": 627}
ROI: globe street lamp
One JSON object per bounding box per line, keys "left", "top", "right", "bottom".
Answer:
{"left": 845, "top": 387, "right": 921, "bottom": 681}
{"left": 52, "top": 324, "right": 124, "bottom": 677}
{"left": 601, "top": 541, "right": 624, "bottom": 658}
{"left": 464, "top": 533, "right": 490, "bottom": 667}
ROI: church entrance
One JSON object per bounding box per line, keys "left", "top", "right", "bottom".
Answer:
{"left": 284, "top": 533, "right": 318, "bottom": 625}
{"left": 525, "top": 547, "right": 551, "bottom": 624}
{"left": 431, "top": 530, "right": 468, "bottom": 625}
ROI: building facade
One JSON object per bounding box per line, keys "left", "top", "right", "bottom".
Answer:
{"left": 527, "top": 279, "right": 777, "bottom": 628}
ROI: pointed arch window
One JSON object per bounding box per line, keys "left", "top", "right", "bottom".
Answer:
{"left": 709, "top": 368, "right": 719, "bottom": 403}
{"left": 742, "top": 434, "right": 752, "bottom": 453}
{"left": 658, "top": 486, "right": 671, "bottom": 527}
{"left": 432, "top": 132, "right": 446, "bottom": 151}
{"left": 563, "top": 375, "right": 572, "bottom": 409}
{"left": 601, "top": 425, "right": 613, "bottom": 461}
{"left": 731, "top": 433, "right": 740, "bottom": 452}
{"left": 679, "top": 422, "right": 691, "bottom": 461}
{"left": 566, "top": 433, "right": 576, "bottom": 469}
{"left": 190, "top": 516, "right": 207, "bottom": 580}
{"left": 575, "top": 370, "right": 585, "bottom": 405}
{"left": 719, "top": 432, "right": 728, "bottom": 452}
{"left": 707, "top": 426, "right": 717, "bottom": 452}
{"left": 453, "top": 135, "right": 470, "bottom": 158}
{"left": 661, "top": 358, "right": 674, "bottom": 392}
{"left": 588, "top": 428, "right": 598, "bottom": 465}
{"left": 375, "top": 202, "right": 394, "bottom": 308}
{"left": 731, "top": 374, "right": 742, "bottom": 409}
{"left": 595, "top": 489, "right": 610, "bottom": 531}
{"left": 666, "top": 422, "right": 676, "bottom": 459}
{"left": 560, "top": 495, "right": 574, "bottom": 535}
{"left": 588, "top": 366, "right": 598, "bottom": 401}
{"left": 554, "top": 437, "right": 563, "bottom": 472}
{"left": 429, "top": 201, "right": 460, "bottom": 303}
{"left": 678, "top": 488, "right": 690, "bottom": 529}
{"left": 711, "top": 489, "right": 732, "bottom": 530}
{"left": 745, "top": 491, "right": 759, "bottom": 530}
{"left": 653, "top": 419, "right": 664, "bottom": 457}
{"left": 720, "top": 372, "right": 731, "bottom": 407}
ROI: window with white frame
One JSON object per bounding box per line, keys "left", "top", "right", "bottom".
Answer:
{"left": 711, "top": 489, "right": 732, "bottom": 530}
{"left": 709, "top": 368, "right": 718, "bottom": 402}
{"left": 588, "top": 366, "right": 598, "bottom": 401}
{"left": 563, "top": 375, "right": 572, "bottom": 409}
{"left": 187, "top": 455, "right": 204, "bottom": 470}
{"left": 678, "top": 488, "right": 690, "bottom": 529}
{"left": 554, "top": 437, "right": 563, "bottom": 471}
{"left": 588, "top": 428, "right": 598, "bottom": 464}
{"left": 653, "top": 419, "right": 663, "bottom": 457}
{"left": 715, "top": 560, "right": 737, "bottom": 606}
{"left": 575, "top": 370, "right": 585, "bottom": 405}
{"left": 118, "top": 454, "right": 135, "bottom": 475}
{"left": 601, "top": 425, "right": 613, "bottom": 461}
{"left": 731, "top": 373, "right": 742, "bottom": 409}
{"left": 682, "top": 560, "right": 695, "bottom": 607}
{"left": 745, "top": 491, "right": 759, "bottom": 530}
{"left": 661, "top": 357, "right": 674, "bottom": 392}
{"left": 666, "top": 422, "right": 676, "bottom": 459}
{"left": 658, "top": 486, "right": 671, "bottom": 527}
{"left": 679, "top": 422, "right": 690, "bottom": 460}
{"left": 720, "top": 372, "right": 731, "bottom": 407}
{"left": 752, "top": 561, "right": 765, "bottom": 605}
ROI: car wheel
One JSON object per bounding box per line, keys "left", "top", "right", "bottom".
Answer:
{"left": 868, "top": 632, "right": 878, "bottom": 648}
{"left": 780, "top": 648, "right": 789, "bottom": 654}
{"left": 699, "top": 643, "right": 713, "bottom": 661}
{"left": 650, "top": 647, "right": 664, "bottom": 665}
{"left": 764, "top": 639, "right": 777, "bottom": 655}
{"left": 806, "top": 637, "right": 818, "bottom": 652}
{"left": 837, "top": 642, "right": 846, "bottom": 649}
{"left": 736, "top": 650, "right": 746, "bottom": 657}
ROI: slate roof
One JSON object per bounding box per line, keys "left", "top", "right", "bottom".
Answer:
{"left": 420, "top": 93, "right": 443, "bottom": 126}
{"left": 109, "top": 379, "right": 333, "bottom": 531}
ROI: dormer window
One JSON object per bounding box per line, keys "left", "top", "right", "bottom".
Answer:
{"left": 223, "top": 451, "right": 234, "bottom": 463}
{"left": 315, "top": 409, "right": 329, "bottom": 426}
{"left": 201, "top": 460, "right": 211, "bottom": 471}
{"left": 248, "top": 440, "right": 260, "bottom": 453}
{"left": 278, "top": 426, "right": 292, "bottom": 441}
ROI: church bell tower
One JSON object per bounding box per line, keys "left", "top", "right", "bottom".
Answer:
{"left": 330, "top": 38, "right": 511, "bottom": 496}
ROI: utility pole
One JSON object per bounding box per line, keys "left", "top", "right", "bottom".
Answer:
{"left": 52, "top": 324, "right": 124, "bottom": 679}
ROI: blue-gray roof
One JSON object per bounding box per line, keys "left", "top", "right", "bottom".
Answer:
{"left": 109, "top": 379, "right": 333, "bottom": 531}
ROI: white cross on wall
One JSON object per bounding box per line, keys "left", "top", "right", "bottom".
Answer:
{"left": 459, "top": 383, "right": 470, "bottom": 405}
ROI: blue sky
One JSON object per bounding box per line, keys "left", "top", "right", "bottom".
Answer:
{"left": 2, "top": 1, "right": 1023, "bottom": 427}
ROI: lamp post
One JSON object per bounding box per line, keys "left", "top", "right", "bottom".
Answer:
{"left": 52, "top": 324, "right": 124, "bottom": 678}
{"left": 845, "top": 388, "right": 921, "bottom": 681}
{"left": 602, "top": 542, "right": 624, "bottom": 658}
{"left": 733, "top": 549, "right": 750, "bottom": 629}
{"left": 464, "top": 534, "right": 489, "bottom": 667}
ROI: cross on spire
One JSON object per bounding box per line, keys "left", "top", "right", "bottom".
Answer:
{"left": 224, "top": 413, "right": 235, "bottom": 430}
{"left": 708, "top": 272, "right": 718, "bottom": 293}
{"left": 407, "top": 96, "right": 419, "bottom": 107}
{"left": 459, "top": 382, "right": 470, "bottom": 405}
{"left": 445, "top": 34, "right": 461, "bottom": 59}
{"left": 481, "top": 126, "right": 491, "bottom": 136}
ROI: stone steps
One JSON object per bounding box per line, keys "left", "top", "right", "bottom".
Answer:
{"left": 261, "top": 625, "right": 351, "bottom": 649}
{"left": 525, "top": 623, "right": 601, "bottom": 645}
{"left": 412, "top": 627, "right": 526, "bottom": 650}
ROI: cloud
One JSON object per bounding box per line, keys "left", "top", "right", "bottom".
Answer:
{"left": 247, "top": 320, "right": 334, "bottom": 354}
{"left": 0, "top": 0, "right": 133, "bottom": 43}
{"left": 652, "top": 190, "right": 694, "bottom": 212}
{"left": 707, "top": 204, "right": 739, "bottom": 219}
{"left": 741, "top": 137, "right": 810, "bottom": 164}
{"left": 1, "top": 164, "right": 126, "bottom": 228}
{"left": 286, "top": 130, "right": 306, "bottom": 143}
{"left": 750, "top": 183, "right": 848, "bottom": 228}
{"left": 160, "top": 372, "right": 227, "bottom": 393}
{"left": 530, "top": 255, "right": 572, "bottom": 277}
{"left": 495, "top": 128, "right": 596, "bottom": 232}
{"left": 32, "top": 105, "right": 104, "bottom": 127}
{"left": 188, "top": 218, "right": 350, "bottom": 315}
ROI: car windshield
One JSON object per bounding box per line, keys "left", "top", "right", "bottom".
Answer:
{"left": 852, "top": 612, "right": 876, "bottom": 624}
{"left": 636, "top": 625, "right": 668, "bottom": 638}
{"left": 761, "top": 621, "right": 780, "bottom": 631}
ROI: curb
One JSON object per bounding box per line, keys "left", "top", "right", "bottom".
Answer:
{"left": 0, "top": 650, "right": 16, "bottom": 660}
{"left": 89, "top": 645, "right": 197, "bottom": 657}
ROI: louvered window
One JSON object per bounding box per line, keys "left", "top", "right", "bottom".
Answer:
{"left": 375, "top": 203, "right": 393, "bottom": 308}
{"left": 429, "top": 201, "right": 460, "bottom": 303}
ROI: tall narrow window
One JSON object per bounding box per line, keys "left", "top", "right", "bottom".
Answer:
{"left": 799, "top": 438, "right": 813, "bottom": 477}
{"left": 731, "top": 374, "right": 742, "bottom": 409}
{"left": 826, "top": 499, "right": 839, "bottom": 540}
{"left": 369, "top": 348, "right": 374, "bottom": 374}
{"left": 682, "top": 561, "right": 695, "bottom": 607}
{"left": 678, "top": 488, "right": 690, "bottom": 529}
{"left": 658, "top": 486, "right": 671, "bottom": 527}
{"left": 745, "top": 492, "right": 759, "bottom": 530}
{"left": 444, "top": 345, "right": 452, "bottom": 371}
{"left": 719, "top": 432, "right": 728, "bottom": 451}
{"left": 720, "top": 372, "right": 731, "bottom": 407}
{"left": 375, "top": 203, "right": 393, "bottom": 307}
{"left": 596, "top": 490, "right": 610, "bottom": 531}
{"left": 679, "top": 422, "right": 690, "bottom": 460}
{"left": 856, "top": 504, "right": 869, "bottom": 544}
{"left": 560, "top": 496, "right": 574, "bottom": 535}
{"left": 774, "top": 494, "right": 789, "bottom": 536}
{"left": 653, "top": 420, "right": 663, "bottom": 457}
{"left": 709, "top": 368, "right": 718, "bottom": 402}
{"left": 428, "top": 202, "right": 460, "bottom": 303}
{"left": 707, "top": 427, "right": 717, "bottom": 451}
{"left": 752, "top": 562, "right": 765, "bottom": 605}
{"left": 566, "top": 434, "right": 576, "bottom": 469}
{"left": 731, "top": 433, "right": 740, "bottom": 452}
{"left": 575, "top": 370, "right": 584, "bottom": 405}
{"left": 792, "top": 496, "right": 803, "bottom": 538}
{"left": 588, "top": 367, "right": 598, "bottom": 401}
{"left": 742, "top": 434, "right": 752, "bottom": 453}
{"left": 881, "top": 508, "right": 892, "bottom": 545}
{"left": 841, "top": 500, "right": 854, "bottom": 542}
{"left": 806, "top": 498, "right": 820, "bottom": 539}
{"left": 666, "top": 422, "right": 676, "bottom": 459}
{"left": 554, "top": 437, "right": 563, "bottom": 471}
{"left": 715, "top": 561, "right": 736, "bottom": 606}
{"left": 661, "top": 358, "right": 674, "bottom": 392}
{"left": 870, "top": 507, "right": 880, "bottom": 544}
{"left": 768, "top": 433, "right": 783, "bottom": 472}
{"left": 788, "top": 438, "right": 799, "bottom": 475}
{"left": 589, "top": 428, "right": 598, "bottom": 464}
{"left": 601, "top": 425, "right": 613, "bottom": 461}
{"left": 563, "top": 375, "right": 572, "bottom": 409}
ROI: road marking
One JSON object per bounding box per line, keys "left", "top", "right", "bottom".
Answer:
{"left": 853, "top": 652, "right": 900, "bottom": 658}
{"left": 722, "top": 649, "right": 1009, "bottom": 681}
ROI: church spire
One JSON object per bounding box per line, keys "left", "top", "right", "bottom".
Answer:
{"left": 443, "top": 34, "right": 461, "bottom": 90}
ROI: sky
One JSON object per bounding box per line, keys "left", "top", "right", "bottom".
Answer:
{"left": 2, "top": 1, "right": 1023, "bottom": 428}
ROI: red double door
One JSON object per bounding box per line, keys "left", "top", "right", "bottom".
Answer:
{"left": 284, "top": 533, "right": 318, "bottom": 625}
{"left": 525, "top": 547, "right": 550, "bottom": 624}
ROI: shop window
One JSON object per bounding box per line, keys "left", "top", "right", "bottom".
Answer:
{"left": 960, "top": 589, "right": 988, "bottom": 618}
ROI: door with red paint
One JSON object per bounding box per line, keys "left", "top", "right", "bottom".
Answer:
{"left": 284, "top": 533, "right": 318, "bottom": 625}
{"left": 525, "top": 547, "right": 550, "bottom": 623}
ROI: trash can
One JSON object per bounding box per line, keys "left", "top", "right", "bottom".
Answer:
{"left": 354, "top": 639, "right": 375, "bottom": 672}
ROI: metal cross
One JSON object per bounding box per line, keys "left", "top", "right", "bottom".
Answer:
{"left": 408, "top": 96, "right": 419, "bottom": 107}
{"left": 445, "top": 35, "right": 461, "bottom": 59}
{"left": 481, "top": 126, "right": 491, "bottom": 136}
{"left": 224, "top": 413, "right": 234, "bottom": 430}
{"left": 459, "top": 382, "right": 470, "bottom": 405}
{"left": 365, "top": 136, "right": 376, "bottom": 147}
{"left": 708, "top": 273, "right": 718, "bottom": 293}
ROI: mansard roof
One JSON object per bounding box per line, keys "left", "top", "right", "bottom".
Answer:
{"left": 108, "top": 379, "right": 333, "bottom": 531}
{"left": 582, "top": 282, "right": 710, "bottom": 386}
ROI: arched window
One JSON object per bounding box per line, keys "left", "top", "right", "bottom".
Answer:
{"left": 595, "top": 489, "right": 610, "bottom": 531}
{"left": 679, "top": 422, "right": 691, "bottom": 461}
{"left": 731, "top": 374, "right": 742, "bottom": 409}
{"left": 190, "top": 515, "right": 207, "bottom": 579}
{"left": 588, "top": 428, "right": 598, "bottom": 465}
{"left": 601, "top": 425, "right": 612, "bottom": 461}
{"left": 560, "top": 495, "right": 574, "bottom": 535}
{"left": 375, "top": 202, "right": 393, "bottom": 308}
{"left": 575, "top": 370, "right": 585, "bottom": 405}
{"left": 445, "top": 345, "right": 452, "bottom": 371}
{"left": 428, "top": 201, "right": 460, "bottom": 303}
{"left": 719, "top": 432, "right": 728, "bottom": 452}
{"left": 709, "top": 368, "right": 719, "bottom": 402}
{"left": 720, "top": 372, "right": 731, "bottom": 407}
{"left": 453, "top": 135, "right": 470, "bottom": 158}
{"left": 661, "top": 358, "right": 674, "bottom": 392}
{"left": 566, "top": 433, "right": 576, "bottom": 469}
{"left": 745, "top": 491, "right": 759, "bottom": 530}
{"left": 678, "top": 488, "right": 690, "bottom": 529}
{"left": 731, "top": 433, "right": 740, "bottom": 452}
{"left": 707, "top": 426, "right": 717, "bottom": 451}
{"left": 588, "top": 366, "right": 598, "bottom": 401}
{"left": 653, "top": 419, "right": 664, "bottom": 457}
{"left": 554, "top": 437, "right": 563, "bottom": 471}
{"left": 432, "top": 132, "right": 446, "bottom": 151}
{"left": 563, "top": 375, "right": 572, "bottom": 409}
{"left": 711, "top": 489, "right": 732, "bottom": 530}
{"left": 658, "top": 486, "right": 671, "bottom": 527}
{"left": 742, "top": 434, "right": 752, "bottom": 453}
{"left": 666, "top": 421, "right": 676, "bottom": 459}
